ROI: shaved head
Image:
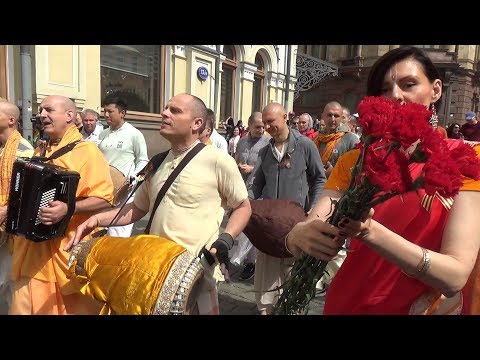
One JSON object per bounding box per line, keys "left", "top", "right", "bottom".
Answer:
{"left": 263, "top": 102, "right": 286, "bottom": 117}
{"left": 0, "top": 100, "right": 21, "bottom": 142}
{"left": 44, "top": 95, "right": 76, "bottom": 113}
{"left": 160, "top": 93, "right": 207, "bottom": 146}
{"left": 189, "top": 94, "right": 207, "bottom": 121}
{"left": 262, "top": 102, "right": 289, "bottom": 141}
{"left": 322, "top": 101, "right": 343, "bottom": 134}
{"left": 248, "top": 111, "right": 262, "bottom": 126}
{"left": 39, "top": 95, "right": 77, "bottom": 139}
{"left": 0, "top": 101, "right": 20, "bottom": 123}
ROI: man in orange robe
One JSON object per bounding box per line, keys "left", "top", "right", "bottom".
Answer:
{"left": 9, "top": 95, "right": 114, "bottom": 315}
{"left": 0, "top": 100, "right": 34, "bottom": 310}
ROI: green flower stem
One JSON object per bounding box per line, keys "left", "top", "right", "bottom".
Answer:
{"left": 272, "top": 145, "right": 380, "bottom": 315}
{"left": 272, "top": 254, "right": 328, "bottom": 315}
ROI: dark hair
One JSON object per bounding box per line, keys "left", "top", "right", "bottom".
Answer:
{"left": 447, "top": 122, "right": 463, "bottom": 139}
{"left": 102, "top": 96, "right": 128, "bottom": 113}
{"left": 206, "top": 108, "right": 215, "bottom": 121}
{"left": 367, "top": 46, "right": 442, "bottom": 97}
{"left": 200, "top": 108, "right": 215, "bottom": 133}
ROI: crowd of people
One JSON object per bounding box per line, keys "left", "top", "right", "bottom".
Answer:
{"left": 0, "top": 45, "right": 479, "bottom": 315}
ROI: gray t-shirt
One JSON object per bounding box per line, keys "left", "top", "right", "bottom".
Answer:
{"left": 235, "top": 133, "right": 270, "bottom": 184}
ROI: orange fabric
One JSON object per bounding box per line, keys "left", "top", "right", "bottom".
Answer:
{"left": 435, "top": 126, "right": 448, "bottom": 139}
{"left": 9, "top": 276, "right": 102, "bottom": 315}
{"left": 460, "top": 143, "right": 480, "bottom": 191}
{"left": 11, "top": 126, "right": 114, "bottom": 298}
{"left": 314, "top": 132, "right": 345, "bottom": 164}
{"left": 324, "top": 148, "right": 360, "bottom": 192}
{"left": 0, "top": 130, "right": 21, "bottom": 206}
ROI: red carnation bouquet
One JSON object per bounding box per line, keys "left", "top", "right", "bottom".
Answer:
{"left": 272, "top": 96, "right": 480, "bottom": 315}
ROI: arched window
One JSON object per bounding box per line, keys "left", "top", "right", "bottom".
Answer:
{"left": 220, "top": 45, "right": 237, "bottom": 123}
{"left": 100, "top": 45, "right": 162, "bottom": 114}
{"left": 252, "top": 53, "right": 265, "bottom": 112}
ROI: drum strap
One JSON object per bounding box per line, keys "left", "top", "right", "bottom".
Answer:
{"left": 143, "top": 142, "right": 215, "bottom": 266}
{"left": 93, "top": 144, "right": 206, "bottom": 238}
{"left": 145, "top": 142, "right": 206, "bottom": 234}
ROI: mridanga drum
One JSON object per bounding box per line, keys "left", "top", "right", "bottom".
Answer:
{"left": 109, "top": 165, "right": 130, "bottom": 207}
{"left": 68, "top": 234, "right": 204, "bottom": 315}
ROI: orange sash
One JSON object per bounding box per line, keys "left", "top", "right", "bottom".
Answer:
{"left": 0, "top": 130, "right": 22, "bottom": 206}
{"left": 313, "top": 132, "right": 345, "bottom": 164}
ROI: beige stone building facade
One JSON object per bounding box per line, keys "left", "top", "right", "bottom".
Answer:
{"left": 294, "top": 45, "right": 480, "bottom": 128}
{"left": 0, "top": 45, "right": 297, "bottom": 156}
{"left": 1, "top": 45, "right": 479, "bottom": 155}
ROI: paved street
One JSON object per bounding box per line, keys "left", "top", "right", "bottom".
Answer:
{"left": 217, "top": 262, "right": 325, "bottom": 315}
{"left": 0, "top": 215, "right": 325, "bottom": 315}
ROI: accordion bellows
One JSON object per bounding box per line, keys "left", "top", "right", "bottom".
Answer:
{"left": 68, "top": 234, "right": 204, "bottom": 315}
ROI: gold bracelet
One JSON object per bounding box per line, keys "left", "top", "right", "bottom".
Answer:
{"left": 403, "top": 247, "right": 430, "bottom": 277}
{"left": 418, "top": 247, "right": 431, "bottom": 276}
{"left": 284, "top": 233, "right": 293, "bottom": 256}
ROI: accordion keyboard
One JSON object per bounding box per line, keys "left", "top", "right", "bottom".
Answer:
{"left": 35, "top": 188, "right": 57, "bottom": 225}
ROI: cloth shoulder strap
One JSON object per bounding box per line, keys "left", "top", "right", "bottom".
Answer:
{"left": 32, "top": 140, "right": 82, "bottom": 162}
{"left": 145, "top": 142, "right": 206, "bottom": 234}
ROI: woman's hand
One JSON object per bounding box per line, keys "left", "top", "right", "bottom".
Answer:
{"left": 286, "top": 219, "right": 345, "bottom": 261}
{"left": 336, "top": 208, "right": 375, "bottom": 242}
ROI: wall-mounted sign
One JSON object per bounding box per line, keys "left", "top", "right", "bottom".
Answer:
{"left": 197, "top": 66, "right": 209, "bottom": 81}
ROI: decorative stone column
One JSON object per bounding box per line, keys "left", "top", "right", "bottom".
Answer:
{"left": 214, "top": 53, "right": 226, "bottom": 129}
{"left": 239, "top": 61, "right": 256, "bottom": 122}
{"left": 172, "top": 45, "right": 187, "bottom": 95}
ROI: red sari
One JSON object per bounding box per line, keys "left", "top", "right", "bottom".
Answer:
{"left": 322, "top": 139, "right": 480, "bottom": 315}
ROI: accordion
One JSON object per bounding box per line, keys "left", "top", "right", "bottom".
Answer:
{"left": 6, "top": 158, "right": 80, "bottom": 242}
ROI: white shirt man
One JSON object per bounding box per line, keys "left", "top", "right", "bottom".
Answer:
{"left": 210, "top": 128, "right": 228, "bottom": 153}
{"left": 98, "top": 96, "right": 149, "bottom": 238}
{"left": 81, "top": 109, "right": 104, "bottom": 145}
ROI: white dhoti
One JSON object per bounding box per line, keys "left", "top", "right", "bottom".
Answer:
{"left": 253, "top": 250, "right": 294, "bottom": 313}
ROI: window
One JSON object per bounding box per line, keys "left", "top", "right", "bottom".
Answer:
{"left": 343, "top": 92, "right": 359, "bottom": 114}
{"left": 101, "top": 45, "right": 161, "bottom": 114}
{"left": 220, "top": 45, "right": 237, "bottom": 123}
{"left": 252, "top": 53, "right": 265, "bottom": 112}
{"left": 298, "top": 45, "right": 327, "bottom": 60}
{"left": 346, "top": 45, "right": 359, "bottom": 58}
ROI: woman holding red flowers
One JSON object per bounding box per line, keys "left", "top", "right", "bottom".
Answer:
{"left": 285, "top": 46, "right": 480, "bottom": 315}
